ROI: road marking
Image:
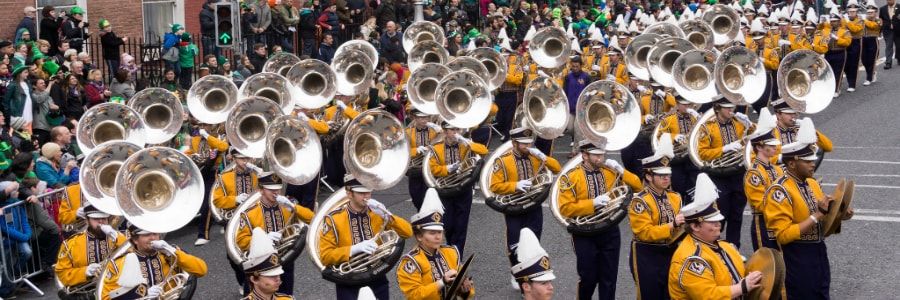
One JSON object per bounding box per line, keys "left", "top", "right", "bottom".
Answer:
{"left": 833, "top": 146, "right": 900, "bottom": 150}
{"left": 818, "top": 173, "right": 900, "bottom": 178}
{"left": 851, "top": 215, "right": 900, "bottom": 222}
{"left": 820, "top": 183, "right": 900, "bottom": 189}
{"left": 855, "top": 209, "right": 900, "bottom": 215}
{"left": 824, "top": 159, "right": 900, "bottom": 165}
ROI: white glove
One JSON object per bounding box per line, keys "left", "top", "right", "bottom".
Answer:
{"left": 734, "top": 112, "right": 751, "bottom": 126}
{"left": 831, "top": 33, "right": 837, "bottom": 39}
{"left": 447, "top": 162, "right": 461, "bottom": 173}
{"left": 591, "top": 64, "right": 601, "bottom": 71}
{"left": 76, "top": 206, "right": 85, "bottom": 219}
{"left": 528, "top": 148, "right": 547, "bottom": 161}
{"left": 643, "top": 115, "right": 656, "bottom": 123}
{"left": 537, "top": 70, "right": 549, "bottom": 77}
{"left": 637, "top": 85, "right": 648, "bottom": 93}
{"left": 100, "top": 224, "right": 118, "bottom": 241}
{"left": 150, "top": 240, "right": 177, "bottom": 256}
{"left": 296, "top": 112, "right": 310, "bottom": 121}
{"left": 416, "top": 146, "right": 428, "bottom": 154}
{"left": 276, "top": 195, "right": 294, "bottom": 209}
{"left": 146, "top": 285, "right": 163, "bottom": 298}
{"left": 604, "top": 159, "right": 624, "bottom": 173}
{"left": 654, "top": 89, "right": 667, "bottom": 98}
{"left": 675, "top": 134, "right": 686, "bottom": 143}
{"left": 722, "top": 141, "right": 742, "bottom": 153}
{"left": 85, "top": 263, "right": 101, "bottom": 277}
{"left": 778, "top": 39, "right": 791, "bottom": 46}
{"left": 236, "top": 193, "right": 249, "bottom": 204}
{"left": 425, "top": 122, "right": 441, "bottom": 131}
{"left": 686, "top": 108, "right": 700, "bottom": 118}
{"left": 350, "top": 239, "right": 378, "bottom": 256}
{"left": 245, "top": 163, "right": 263, "bottom": 174}
{"left": 199, "top": 129, "right": 209, "bottom": 138}
{"left": 367, "top": 199, "right": 392, "bottom": 219}
{"left": 516, "top": 180, "right": 533, "bottom": 192}
{"left": 455, "top": 133, "right": 471, "bottom": 145}
{"left": 593, "top": 194, "right": 611, "bottom": 206}
{"left": 267, "top": 231, "right": 283, "bottom": 242}
{"left": 336, "top": 101, "right": 347, "bottom": 109}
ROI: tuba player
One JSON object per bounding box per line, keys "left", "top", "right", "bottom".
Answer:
{"left": 55, "top": 203, "right": 126, "bottom": 292}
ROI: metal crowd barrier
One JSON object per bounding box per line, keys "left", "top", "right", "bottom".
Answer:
{"left": 0, "top": 188, "right": 68, "bottom": 297}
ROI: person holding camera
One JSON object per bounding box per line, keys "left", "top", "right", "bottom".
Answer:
{"left": 61, "top": 7, "right": 89, "bottom": 53}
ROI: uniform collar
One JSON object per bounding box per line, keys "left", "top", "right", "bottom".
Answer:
{"left": 690, "top": 233, "right": 721, "bottom": 250}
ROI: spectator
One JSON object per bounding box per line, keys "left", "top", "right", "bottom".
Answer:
{"left": 0, "top": 112, "right": 12, "bottom": 171}
{"left": 36, "top": 142, "right": 76, "bottom": 188}
{"left": 248, "top": 43, "right": 267, "bottom": 74}
{"left": 199, "top": 54, "right": 220, "bottom": 75}
{"left": 273, "top": 0, "right": 300, "bottom": 53}
{"left": 16, "top": 7, "right": 37, "bottom": 43}
{"left": 298, "top": 4, "right": 318, "bottom": 57}
{"left": 318, "top": 2, "right": 343, "bottom": 43}
{"left": 20, "top": 177, "right": 60, "bottom": 273}
{"left": 60, "top": 74, "right": 84, "bottom": 119}
{"left": 379, "top": 21, "right": 404, "bottom": 63}
{"left": 163, "top": 24, "right": 185, "bottom": 75}
{"left": 119, "top": 53, "right": 140, "bottom": 84}
{"left": 99, "top": 19, "right": 127, "bottom": 82}
{"left": 83, "top": 69, "right": 110, "bottom": 108}
{"left": 11, "top": 41, "right": 28, "bottom": 68}
{"left": 375, "top": 0, "right": 397, "bottom": 29}
{"left": 199, "top": 0, "right": 219, "bottom": 58}
{"left": 233, "top": 55, "right": 253, "bottom": 84}
{"left": 77, "top": 52, "right": 93, "bottom": 74}
{"left": 50, "top": 125, "right": 78, "bottom": 166}
{"left": 395, "top": 0, "right": 414, "bottom": 28}
{"left": 109, "top": 68, "right": 135, "bottom": 101}
{"left": 61, "top": 6, "right": 89, "bottom": 53}
{"left": 61, "top": 48, "right": 77, "bottom": 72}
{"left": 39, "top": 6, "right": 62, "bottom": 56}
{"left": 0, "top": 181, "right": 32, "bottom": 273}
{"left": 317, "top": 34, "right": 336, "bottom": 64}
{"left": 30, "top": 53, "right": 49, "bottom": 81}
{"left": 220, "top": 57, "right": 244, "bottom": 84}
{"left": 178, "top": 33, "right": 199, "bottom": 89}
{"left": 2, "top": 65, "right": 31, "bottom": 127}
{"left": 31, "top": 78, "right": 54, "bottom": 144}
{"left": 161, "top": 68, "right": 178, "bottom": 93}
{"left": 52, "top": 40, "right": 69, "bottom": 66}
{"left": 447, "top": 31, "right": 462, "bottom": 56}
{"left": 35, "top": 40, "right": 50, "bottom": 57}
{"left": 248, "top": 0, "right": 272, "bottom": 48}
{"left": 0, "top": 40, "right": 14, "bottom": 64}
{"left": 241, "top": 2, "right": 259, "bottom": 54}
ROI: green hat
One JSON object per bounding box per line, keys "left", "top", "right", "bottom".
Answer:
{"left": 467, "top": 28, "right": 480, "bottom": 38}
{"left": 31, "top": 52, "right": 44, "bottom": 61}
{"left": 171, "top": 24, "right": 184, "bottom": 33}
{"left": 99, "top": 19, "right": 111, "bottom": 29}
{"left": 11, "top": 65, "right": 27, "bottom": 78}
{"left": 218, "top": 55, "right": 228, "bottom": 65}
{"left": 43, "top": 60, "right": 60, "bottom": 75}
{"left": 110, "top": 96, "right": 125, "bottom": 104}
{"left": 181, "top": 32, "right": 191, "bottom": 42}
{"left": 0, "top": 141, "right": 11, "bottom": 152}
{"left": 70, "top": 6, "right": 84, "bottom": 15}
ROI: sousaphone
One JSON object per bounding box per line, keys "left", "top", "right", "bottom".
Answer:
{"left": 239, "top": 72, "right": 295, "bottom": 114}
{"left": 687, "top": 110, "right": 748, "bottom": 176}
{"left": 265, "top": 115, "right": 323, "bottom": 185}
{"left": 406, "top": 63, "right": 451, "bottom": 115}
{"left": 225, "top": 192, "right": 308, "bottom": 265}
{"left": 679, "top": 19, "right": 715, "bottom": 50}
{"left": 334, "top": 40, "right": 380, "bottom": 69}
{"left": 286, "top": 59, "right": 338, "bottom": 109}
{"left": 434, "top": 70, "right": 493, "bottom": 129}
{"left": 128, "top": 88, "right": 183, "bottom": 144}
{"left": 672, "top": 49, "right": 719, "bottom": 104}
{"left": 521, "top": 76, "right": 569, "bottom": 140}
{"left": 528, "top": 27, "right": 571, "bottom": 69}
{"left": 647, "top": 37, "right": 696, "bottom": 88}
{"left": 643, "top": 22, "right": 686, "bottom": 38}
{"left": 550, "top": 156, "right": 634, "bottom": 235}
{"left": 470, "top": 47, "right": 509, "bottom": 91}
{"left": 408, "top": 40, "right": 450, "bottom": 73}
{"left": 702, "top": 4, "right": 741, "bottom": 46}
{"left": 477, "top": 140, "right": 552, "bottom": 215}
{"left": 777, "top": 49, "right": 835, "bottom": 114}
{"left": 715, "top": 45, "right": 766, "bottom": 106}
{"left": 343, "top": 109, "right": 410, "bottom": 190}
{"left": 625, "top": 33, "right": 662, "bottom": 81}
{"left": 575, "top": 80, "right": 642, "bottom": 150}
{"left": 403, "top": 21, "right": 447, "bottom": 54}
{"left": 225, "top": 96, "right": 286, "bottom": 158}
{"left": 79, "top": 141, "right": 142, "bottom": 216}
{"left": 77, "top": 103, "right": 147, "bottom": 155}
{"left": 332, "top": 49, "right": 375, "bottom": 96}
{"left": 186, "top": 74, "right": 239, "bottom": 124}
{"left": 263, "top": 52, "right": 302, "bottom": 77}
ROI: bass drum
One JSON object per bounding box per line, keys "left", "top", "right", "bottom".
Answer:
{"left": 478, "top": 141, "right": 553, "bottom": 215}
{"left": 549, "top": 156, "right": 633, "bottom": 235}
{"left": 94, "top": 243, "right": 198, "bottom": 300}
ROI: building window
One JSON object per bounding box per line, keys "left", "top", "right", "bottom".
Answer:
{"left": 35, "top": 0, "right": 86, "bottom": 38}
{"left": 143, "top": 0, "right": 176, "bottom": 43}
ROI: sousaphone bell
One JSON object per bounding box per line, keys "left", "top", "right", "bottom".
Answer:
{"left": 521, "top": 76, "right": 569, "bottom": 139}
{"left": 186, "top": 75, "right": 239, "bottom": 124}
{"left": 335, "top": 40, "right": 380, "bottom": 69}
{"left": 575, "top": 80, "right": 642, "bottom": 150}
{"left": 286, "top": 59, "right": 338, "bottom": 109}
{"left": 239, "top": 72, "right": 295, "bottom": 114}
{"left": 403, "top": 21, "right": 447, "bottom": 54}
{"left": 434, "top": 70, "right": 493, "bottom": 129}
{"left": 702, "top": 4, "right": 741, "bottom": 46}
{"left": 625, "top": 33, "right": 662, "bottom": 81}
{"left": 265, "top": 115, "right": 323, "bottom": 185}
{"left": 528, "top": 27, "right": 571, "bottom": 69}
{"left": 680, "top": 19, "right": 715, "bottom": 50}
{"left": 332, "top": 49, "right": 375, "bottom": 96}
{"left": 777, "top": 49, "right": 834, "bottom": 114}
{"left": 407, "top": 63, "right": 451, "bottom": 115}
{"left": 263, "top": 52, "right": 302, "bottom": 77}
{"left": 79, "top": 141, "right": 142, "bottom": 216}
{"left": 470, "top": 47, "right": 509, "bottom": 91}
{"left": 715, "top": 46, "right": 766, "bottom": 106}
{"left": 643, "top": 22, "right": 686, "bottom": 38}
{"left": 343, "top": 109, "right": 410, "bottom": 190}
{"left": 408, "top": 40, "right": 450, "bottom": 73}
{"left": 672, "top": 49, "right": 719, "bottom": 103}
{"left": 647, "top": 37, "right": 696, "bottom": 88}
{"left": 226, "top": 96, "right": 286, "bottom": 158}
{"left": 127, "top": 88, "right": 183, "bottom": 144}
{"left": 77, "top": 103, "right": 147, "bottom": 155}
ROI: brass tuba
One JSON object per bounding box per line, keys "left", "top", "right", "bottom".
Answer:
{"left": 402, "top": 21, "right": 447, "bottom": 54}
{"left": 94, "top": 243, "right": 199, "bottom": 300}
{"left": 777, "top": 49, "right": 835, "bottom": 114}
{"left": 407, "top": 63, "right": 451, "bottom": 115}
{"left": 446, "top": 56, "right": 491, "bottom": 86}
{"left": 186, "top": 74, "right": 239, "bottom": 124}
{"left": 128, "top": 88, "right": 183, "bottom": 144}
{"left": 672, "top": 49, "right": 720, "bottom": 104}
{"left": 77, "top": 103, "right": 147, "bottom": 155}
{"left": 575, "top": 80, "right": 643, "bottom": 150}
{"left": 239, "top": 72, "right": 295, "bottom": 114}
{"left": 286, "top": 59, "right": 337, "bottom": 109}
{"left": 79, "top": 141, "right": 142, "bottom": 216}
{"left": 625, "top": 33, "right": 662, "bottom": 81}
{"left": 265, "top": 115, "right": 323, "bottom": 185}
{"left": 407, "top": 40, "right": 449, "bottom": 73}
{"left": 478, "top": 141, "right": 553, "bottom": 215}
{"left": 679, "top": 19, "right": 715, "bottom": 50}
{"left": 225, "top": 192, "right": 308, "bottom": 265}
{"left": 687, "top": 110, "right": 750, "bottom": 176}
{"left": 529, "top": 27, "right": 571, "bottom": 69}
{"left": 434, "top": 70, "right": 493, "bottom": 129}
{"left": 647, "top": 37, "right": 696, "bottom": 88}
{"left": 521, "top": 76, "right": 570, "bottom": 140}
{"left": 208, "top": 163, "right": 237, "bottom": 224}
{"left": 702, "top": 4, "right": 741, "bottom": 46}
{"left": 335, "top": 40, "right": 380, "bottom": 70}
{"left": 715, "top": 46, "right": 767, "bottom": 106}
{"left": 225, "top": 96, "right": 286, "bottom": 158}
{"left": 343, "top": 109, "right": 410, "bottom": 190}
{"left": 550, "top": 156, "right": 633, "bottom": 235}
{"left": 332, "top": 49, "right": 375, "bottom": 96}
{"left": 470, "top": 47, "right": 509, "bottom": 91}
{"left": 643, "top": 22, "right": 686, "bottom": 38}
{"left": 263, "top": 52, "right": 302, "bottom": 77}
{"left": 423, "top": 141, "right": 484, "bottom": 198}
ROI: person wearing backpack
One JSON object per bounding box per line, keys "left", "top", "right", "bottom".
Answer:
{"left": 163, "top": 24, "right": 185, "bottom": 77}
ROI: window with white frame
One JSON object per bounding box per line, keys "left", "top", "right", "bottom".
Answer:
{"left": 142, "top": 0, "right": 179, "bottom": 43}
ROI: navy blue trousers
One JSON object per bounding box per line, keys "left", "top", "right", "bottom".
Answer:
{"left": 712, "top": 173, "right": 747, "bottom": 249}
{"left": 494, "top": 91, "right": 519, "bottom": 140}
{"left": 442, "top": 186, "right": 473, "bottom": 254}
{"left": 336, "top": 276, "right": 389, "bottom": 300}
{"left": 534, "top": 137, "right": 554, "bottom": 156}
{"left": 196, "top": 166, "right": 216, "bottom": 239}
{"left": 783, "top": 242, "right": 830, "bottom": 299}
{"left": 573, "top": 227, "right": 621, "bottom": 300}
{"left": 285, "top": 175, "right": 320, "bottom": 211}
{"left": 621, "top": 134, "right": 653, "bottom": 175}
{"left": 861, "top": 36, "right": 879, "bottom": 81}
{"left": 826, "top": 50, "right": 847, "bottom": 92}
{"left": 750, "top": 213, "right": 780, "bottom": 251}
{"left": 324, "top": 140, "right": 346, "bottom": 187}
{"left": 407, "top": 174, "right": 427, "bottom": 210}
{"left": 629, "top": 241, "right": 675, "bottom": 300}
{"left": 670, "top": 160, "right": 699, "bottom": 204}
{"left": 470, "top": 124, "right": 492, "bottom": 146}
{"left": 844, "top": 39, "right": 862, "bottom": 88}
{"left": 505, "top": 207, "right": 544, "bottom": 266}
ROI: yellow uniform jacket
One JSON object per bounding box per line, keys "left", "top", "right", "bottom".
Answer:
{"left": 55, "top": 231, "right": 127, "bottom": 287}
{"left": 788, "top": 32, "right": 828, "bottom": 54}
{"left": 58, "top": 184, "right": 83, "bottom": 226}
{"left": 629, "top": 189, "right": 683, "bottom": 243}
{"left": 599, "top": 58, "right": 630, "bottom": 85}
{"left": 558, "top": 164, "right": 642, "bottom": 218}
{"left": 427, "top": 142, "right": 489, "bottom": 178}
{"left": 318, "top": 203, "right": 413, "bottom": 266}
{"left": 744, "top": 158, "right": 784, "bottom": 213}
{"left": 407, "top": 126, "right": 440, "bottom": 159}
{"left": 845, "top": 18, "right": 865, "bottom": 39}
{"left": 184, "top": 135, "right": 229, "bottom": 166}
{"left": 101, "top": 248, "right": 207, "bottom": 300}
{"left": 864, "top": 18, "right": 882, "bottom": 37}
{"left": 236, "top": 201, "right": 315, "bottom": 251}
{"left": 764, "top": 173, "right": 827, "bottom": 245}
{"left": 323, "top": 104, "right": 361, "bottom": 122}
{"left": 758, "top": 43, "right": 781, "bottom": 70}
{"left": 826, "top": 24, "right": 853, "bottom": 50}
{"left": 658, "top": 112, "right": 698, "bottom": 140}
{"left": 212, "top": 170, "right": 258, "bottom": 210}
{"left": 668, "top": 234, "right": 746, "bottom": 300}
{"left": 242, "top": 291, "right": 294, "bottom": 300}
{"left": 503, "top": 54, "right": 526, "bottom": 88}
{"left": 640, "top": 92, "right": 676, "bottom": 125}
{"left": 774, "top": 126, "right": 834, "bottom": 153}
{"left": 307, "top": 119, "right": 330, "bottom": 135}
{"left": 489, "top": 150, "right": 562, "bottom": 195}
{"left": 396, "top": 245, "right": 475, "bottom": 300}
{"left": 697, "top": 118, "right": 749, "bottom": 161}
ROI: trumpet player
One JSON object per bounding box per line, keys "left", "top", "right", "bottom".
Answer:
{"left": 845, "top": 0, "right": 866, "bottom": 92}
{"left": 101, "top": 224, "right": 208, "bottom": 300}
{"left": 743, "top": 110, "right": 783, "bottom": 251}
{"left": 824, "top": 9, "right": 853, "bottom": 97}
{"left": 427, "top": 121, "right": 488, "bottom": 253}
{"left": 235, "top": 172, "right": 314, "bottom": 296}
{"left": 657, "top": 97, "right": 700, "bottom": 201}
{"left": 406, "top": 109, "right": 442, "bottom": 210}
{"left": 697, "top": 97, "right": 753, "bottom": 248}
{"left": 489, "top": 127, "right": 561, "bottom": 288}
{"left": 558, "top": 139, "right": 641, "bottom": 300}
{"left": 242, "top": 227, "right": 294, "bottom": 300}
{"left": 668, "top": 174, "right": 763, "bottom": 299}
{"left": 184, "top": 122, "right": 229, "bottom": 246}
{"left": 628, "top": 134, "right": 684, "bottom": 300}
{"left": 318, "top": 175, "right": 413, "bottom": 299}
{"left": 55, "top": 204, "right": 126, "bottom": 291}
{"left": 862, "top": 0, "right": 882, "bottom": 86}
{"left": 764, "top": 118, "right": 849, "bottom": 299}
{"left": 396, "top": 188, "right": 475, "bottom": 299}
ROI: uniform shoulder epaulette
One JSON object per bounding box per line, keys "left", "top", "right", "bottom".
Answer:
{"left": 405, "top": 247, "right": 420, "bottom": 257}
{"left": 326, "top": 205, "right": 347, "bottom": 216}
{"left": 681, "top": 255, "right": 712, "bottom": 278}
{"left": 399, "top": 253, "right": 422, "bottom": 274}
{"left": 564, "top": 166, "right": 581, "bottom": 177}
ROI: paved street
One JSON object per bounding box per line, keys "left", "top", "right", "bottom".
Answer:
{"left": 22, "top": 33, "right": 900, "bottom": 300}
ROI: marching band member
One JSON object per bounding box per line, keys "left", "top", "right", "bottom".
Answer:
{"left": 758, "top": 17, "right": 783, "bottom": 112}
{"left": 788, "top": 11, "right": 810, "bottom": 52}
{"left": 657, "top": 96, "right": 700, "bottom": 200}
{"left": 764, "top": 118, "right": 849, "bottom": 298}
{"left": 583, "top": 43, "right": 605, "bottom": 81}
{"left": 600, "top": 46, "right": 629, "bottom": 85}
{"left": 396, "top": 188, "right": 474, "bottom": 299}
{"left": 628, "top": 134, "right": 683, "bottom": 300}
{"left": 489, "top": 127, "right": 561, "bottom": 287}
{"left": 58, "top": 183, "right": 84, "bottom": 233}
{"left": 284, "top": 110, "right": 331, "bottom": 211}
{"left": 697, "top": 97, "right": 752, "bottom": 248}
{"left": 844, "top": 0, "right": 865, "bottom": 92}
{"left": 468, "top": 102, "right": 499, "bottom": 146}
{"left": 743, "top": 110, "right": 784, "bottom": 251}
{"left": 242, "top": 228, "right": 294, "bottom": 300}
{"left": 824, "top": 8, "right": 853, "bottom": 97}
{"left": 212, "top": 149, "right": 260, "bottom": 217}
{"left": 55, "top": 204, "right": 126, "bottom": 289}
{"left": 862, "top": 0, "right": 882, "bottom": 86}
{"left": 427, "top": 121, "right": 489, "bottom": 253}
{"left": 100, "top": 224, "right": 208, "bottom": 300}
{"left": 322, "top": 96, "right": 361, "bottom": 187}
{"left": 495, "top": 49, "right": 525, "bottom": 140}
{"left": 406, "top": 109, "right": 441, "bottom": 210}
{"left": 558, "top": 139, "right": 641, "bottom": 300}
{"left": 184, "top": 122, "right": 229, "bottom": 246}
{"left": 627, "top": 83, "right": 675, "bottom": 174}
{"left": 235, "top": 172, "right": 315, "bottom": 295}
{"left": 668, "top": 174, "right": 763, "bottom": 299}
{"left": 318, "top": 175, "right": 413, "bottom": 299}
{"left": 511, "top": 228, "right": 556, "bottom": 300}
{"left": 805, "top": 10, "right": 830, "bottom": 55}
{"left": 771, "top": 99, "right": 834, "bottom": 156}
